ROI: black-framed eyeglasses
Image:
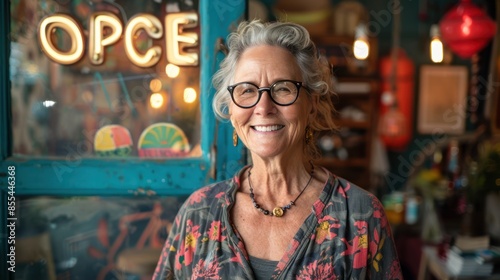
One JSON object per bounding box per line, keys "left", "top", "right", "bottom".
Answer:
{"left": 227, "top": 80, "right": 303, "bottom": 108}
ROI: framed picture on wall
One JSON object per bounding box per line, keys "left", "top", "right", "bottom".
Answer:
{"left": 417, "top": 65, "right": 468, "bottom": 134}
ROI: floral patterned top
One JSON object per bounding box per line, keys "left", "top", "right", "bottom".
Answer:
{"left": 153, "top": 167, "right": 403, "bottom": 279}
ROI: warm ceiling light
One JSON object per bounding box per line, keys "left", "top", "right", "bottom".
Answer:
{"left": 430, "top": 25, "right": 444, "bottom": 63}
{"left": 353, "top": 24, "right": 369, "bottom": 60}
{"left": 149, "top": 78, "right": 162, "bottom": 92}
{"left": 150, "top": 92, "right": 164, "bottom": 109}
{"left": 183, "top": 87, "right": 197, "bottom": 103}
{"left": 165, "top": 63, "right": 180, "bottom": 78}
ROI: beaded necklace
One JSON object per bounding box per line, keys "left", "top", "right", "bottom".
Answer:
{"left": 247, "top": 164, "right": 314, "bottom": 217}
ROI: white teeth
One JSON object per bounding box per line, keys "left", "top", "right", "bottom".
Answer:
{"left": 254, "top": 125, "right": 282, "bottom": 132}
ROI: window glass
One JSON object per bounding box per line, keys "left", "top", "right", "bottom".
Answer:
{"left": 10, "top": 0, "right": 201, "bottom": 158}
{"left": 15, "top": 195, "right": 186, "bottom": 279}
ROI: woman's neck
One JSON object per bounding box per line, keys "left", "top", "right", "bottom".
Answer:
{"left": 246, "top": 156, "right": 314, "bottom": 197}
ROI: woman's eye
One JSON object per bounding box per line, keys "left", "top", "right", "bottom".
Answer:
{"left": 240, "top": 87, "right": 257, "bottom": 95}
{"left": 275, "top": 87, "right": 292, "bottom": 93}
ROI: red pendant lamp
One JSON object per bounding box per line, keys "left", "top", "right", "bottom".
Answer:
{"left": 439, "top": 0, "right": 496, "bottom": 59}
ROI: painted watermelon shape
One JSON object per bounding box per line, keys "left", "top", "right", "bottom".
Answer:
{"left": 94, "top": 125, "right": 133, "bottom": 157}
{"left": 137, "top": 123, "right": 190, "bottom": 158}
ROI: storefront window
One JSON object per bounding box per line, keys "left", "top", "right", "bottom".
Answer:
{"left": 15, "top": 195, "right": 186, "bottom": 279}
{"left": 10, "top": 0, "right": 201, "bottom": 158}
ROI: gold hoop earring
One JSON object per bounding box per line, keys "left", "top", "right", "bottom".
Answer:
{"left": 305, "top": 126, "right": 313, "bottom": 145}
{"left": 233, "top": 129, "right": 238, "bottom": 147}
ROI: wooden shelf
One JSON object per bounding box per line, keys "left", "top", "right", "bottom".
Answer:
{"left": 335, "top": 79, "right": 379, "bottom": 95}
{"left": 316, "top": 76, "right": 379, "bottom": 189}
{"left": 312, "top": 35, "right": 379, "bottom": 77}
{"left": 312, "top": 36, "right": 380, "bottom": 190}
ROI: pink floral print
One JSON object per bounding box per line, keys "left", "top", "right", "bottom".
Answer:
{"left": 153, "top": 168, "right": 403, "bottom": 279}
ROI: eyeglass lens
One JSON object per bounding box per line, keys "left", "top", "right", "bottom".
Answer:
{"left": 231, "top": 80, "right": 299, "bottom": 107}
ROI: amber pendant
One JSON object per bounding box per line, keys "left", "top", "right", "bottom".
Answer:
{"left": 272, "top": 207, "right": 284, "bottom": 217}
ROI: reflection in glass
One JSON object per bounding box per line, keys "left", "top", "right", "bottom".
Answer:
{"left": 16, "top": 195, "right": 186, "bottom": 279}
{"left": 166, "top": 63, "right": 180, "bottom": 78}
{"left": 184, "top": 87, "right": 197, "bottom": 104}
{"left": 10, "top": 0, "right": 201, "bottom": 158}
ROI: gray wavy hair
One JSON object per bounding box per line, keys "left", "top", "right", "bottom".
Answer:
{"left": 212, "top": 20, "right": 337, "bottom": 157}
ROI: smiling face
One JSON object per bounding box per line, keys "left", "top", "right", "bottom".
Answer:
{"left": 229, "top": 45, "right": 313, "bottom": 161}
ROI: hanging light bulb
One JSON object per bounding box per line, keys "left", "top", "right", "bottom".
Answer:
{"left": 165, "top": 63, "right": 180, "bottom": 78}
{"left": 150, "top": 92, "right": 164, "bottom": 109}
{"left": 430, "top": 24, "right": 444, "bottom": 63}
{"left": 149, "top": 78, "right": 162, "bottom": 92}
{"left": 353, "top": 24, "right": 369, "bottom": 60}
{"left": 183, "top": 87, "right": 197, "bottom": 103}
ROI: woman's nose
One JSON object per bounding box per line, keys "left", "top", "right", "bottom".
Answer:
{"left": 254, "top": 90, "right": 277, "bottom": 114}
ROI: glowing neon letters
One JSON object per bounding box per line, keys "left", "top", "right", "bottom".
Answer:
{"left": 89, "top": 12, "right": 123, "bottom": 65}
{"left": 38, "top": 12, "right": 199, "bottom": 67}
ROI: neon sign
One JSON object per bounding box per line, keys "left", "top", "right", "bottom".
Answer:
{"left": 38, "top": 12, "right": 199, "bottom": 67}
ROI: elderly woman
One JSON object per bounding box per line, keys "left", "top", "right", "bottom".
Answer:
{"left": 154, "top": 20, "right": 402, "bottom": 279}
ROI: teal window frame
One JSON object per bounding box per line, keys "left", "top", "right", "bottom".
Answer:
{"left": 0, "top": 1, "right": 247, "bottom": 277}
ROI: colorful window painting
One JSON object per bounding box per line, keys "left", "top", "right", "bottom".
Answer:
{"left": 14, "top": 195, "right": 186, "bottom": 279}
{"left": 10, "top": 0, "right": 201, "bottom": 158}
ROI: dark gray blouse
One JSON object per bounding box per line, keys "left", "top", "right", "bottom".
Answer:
{"left": 249, "top": 255, "right": 279, "bottom": 280}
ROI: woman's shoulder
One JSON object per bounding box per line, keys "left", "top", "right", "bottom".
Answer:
{"left": 338, "top": 176, "right": 376, "bottom": 197}
{"left": 323, "top": 172, "right": 389, "bottom": 227}
{"left": 176, "top": 167, "right": 246, "bottom": 219}
{"left": 182, "top": 178, "right": 235, "bottom": 210}
{"left": 326, "top": 171, "right": 383, "bottom": 208}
